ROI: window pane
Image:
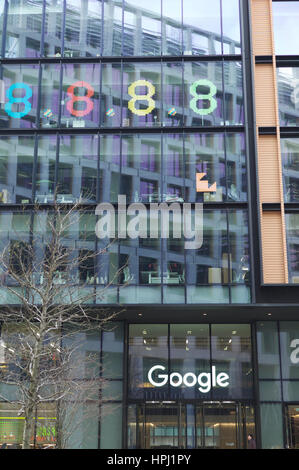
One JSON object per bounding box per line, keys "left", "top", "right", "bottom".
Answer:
{"left": 183, "top": 0, "right": 221, "bottom": 56}
{"left": 162, "top": 0, "right": 182, "bottom": 56}
{"left": 0, "top": 1, "right": 4, "bottom": 57}
{"left": 280, "top": 321, "right": 299, "bottom": 379}
{"left": 100, "top": 63, "right": 122, "bottom": 128}
{"left": 211, "top": 324, "right": 253, "bottom": 399}
{"left": 5, "top": 0, "right": 43, "bottom": 58}
{"left": 170, "top": 324, "right": 210, "bottom": 399}
{"left": 61, "top": 63, "right": 100, "bottom": 128}
{"left": 257, "top": 322, "right": 281, "bottom": 379}
{"left": 64, "top": 0, "right": 102, "bottom": 58}
{"left": 260, "top": 404, "right": 284, "bottom": 449}
{"left": 58, "top": 135, "right": 98, "bottom": 203}
{"left": 0, "top": 135, "right": 35, "bottom": 204}
{"left": 228, "top": 209, "right": 250, "bottom": 285}
{"left": 221, "top": 0, "right": 241, "bottom": 55}
{"left": 100, "top": 404, "right": 122, "bottom": 449}
{"left": 44, "top": 0, "right": 63, "bottom": 58}
{"left": 285, "top": 214, "right": 299, "bottom": 284}
{"left": 163, "top": 63, "right": 184, "bottom": 127}
{"left": 121, "top": 133, "right": 162, "bottom": 203}
{"left": 122, "top": 62, "right": 161, "bottom": 128}
{"left": 184, "top": 61, "right": 224, "bottom": 127}
{"left": 102, "top": 0, "right": 122, "bottom": 56}
{"left": 186, "top": 210, "right": 227, "bottom": 285}
{"left": 102, "top": 323, "right": 124, "bottom": 379}
{"left": 123, "top": 0, "right": 161, "bottom": 56}
{"left": 0, "top": 64, "right": 39, "bottom": 129}
{"left": 259, "top": 381, "right": 282, "bottom": 401}
{"left": 99, "top": 134, "right": 120, "bottom": 203}
{"left": 128, "top": 324, "right": 168, "bottom": 399}
{"left": 273, "top": 1, "right": 299, "bottom": 56}
{"left": 277, "top": 67, "right": 299, "bottom": 127}
{"left": 281, "top": 137, "right": 299, "bottom": 203}
{"left": 40, "top": 63, "right": 61, "bottom": 128}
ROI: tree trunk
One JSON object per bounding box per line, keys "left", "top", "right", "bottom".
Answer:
{"left": 22, "top": 336, "right": 43, "bottom": 449}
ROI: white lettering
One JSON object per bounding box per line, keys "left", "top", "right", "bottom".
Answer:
{"left": 147, "top": 365, "right": 229, "bottom": 392}
{"left": 290, "top": 339, "right": 299, "bottom": 364}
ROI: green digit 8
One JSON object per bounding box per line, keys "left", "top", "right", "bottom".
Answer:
{"left": 190, "top": 79, "right": 217, "bottom": 115}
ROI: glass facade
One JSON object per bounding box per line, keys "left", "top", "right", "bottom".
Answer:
{"left": 0, "top": 0, "right": 298, "bottom": 452}
{"left": 0, "top": 0, "right": 241, "bottom": 58}
{"left": 257, "top": 321, "right": 299, "bottom": 449}
{"left": 275, "top": 4, "right": 299, "bottom": 285}
{"left": 0, "top": 322, "right": 124, "bottom": 449}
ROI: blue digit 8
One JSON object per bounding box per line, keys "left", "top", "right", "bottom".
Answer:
{"left": 5, "top": 82, "right": 32, "bottom": 118}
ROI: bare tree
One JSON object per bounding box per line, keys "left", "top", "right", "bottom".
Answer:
{"left": 0, "top": 200, "right": 124, "bottom": 449}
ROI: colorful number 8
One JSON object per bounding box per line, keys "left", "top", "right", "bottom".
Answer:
{"left": 128, "top": 80, "right": 155, "bottom": 116}
{"left": 190, "top": 79, "right": 217, "bottom": 116}
{"left": 5, "top": 82, "right": 32, "bottom": 118}
{"left": 66, "top": 81, "right": 94, "bottom": 117}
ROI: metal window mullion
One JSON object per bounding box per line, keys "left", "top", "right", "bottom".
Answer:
{"left": 225, "top": 206, "right": 232, "bottom": 304}
{"left": 1, "top": 0, "right": 9, "bottom": 58}
{"left": 61, "top": 0, "right": 66, "bottom": 56}
{"left": 40, "top": 0, "right": 46, "bottom": 57}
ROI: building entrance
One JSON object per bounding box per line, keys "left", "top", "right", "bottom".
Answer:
{"left": 128, "top": 402, "right": 255, "bottom": 449}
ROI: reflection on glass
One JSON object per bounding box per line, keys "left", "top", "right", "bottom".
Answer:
{"left": 44, "top": 0, "right": 63, "bottom": 57}
{"left": 122, "top": 62, "right": 161, "bottom": 128}
{"left": 286, "top": 405, "right": 299, "bottom": 449}
{"left": 99, "top": 134, "right": 120, "bottom": 202}
{"left": 101, "top": 63, "right": 122, "bottom": 127}
{"left": 186, "top": 210, "right": 227, "bottom": 285}
{"left": 0, "top": 2, "right": 4, "bottom": 57}
{"left": 64, "top": 0, "right": 102, "bottom": 57}
{"left": 279, "top": 321, "right": 299, "bottom": 379}
{"left": 256, "top": 322, "right": 281, "bottom": 379}
{"left": 5, "top": 0, "right": 43, "bottom": 58}
{"left": 170, "top": 325, "right": 210, "bottom": 399}
{"left": 0, "top": 135, "right": 35, "bottom": 204}
{"left": 228, "top": 209, "right": 250, "bottom": 284}
{"left": 281, "top": 138, "right": 299, "bottom": 202}
{"left": 285, "top": 214, "right": 299, "bottom": 284}
{"left": 211, "top": 324, "right": 253, "bottom": 399}
{"left": 61, "top": 63, "right": 100, "bottom": 128}
{"left": 58, "top": 135, "right": 98, "bottom": 202}
{"left": 273, "top": 1, "right": 299, "bottom": 56}
{"left": 40, "top": 63, "right": 61, "bottom": 128}
{"left": 183, "top": 0, "right": 221, "bottom": 56}
{"left": 163, "top": 0, "right": 182, "bottom": 56}
{"left": 277, "top": 67, "right": 299, "bottom": 127}
{"left": 124, "top": 0, "right": 161, "bottom": 56}
{"left": 0, "top": 64, "right": 39, "bottom": 129}
{"left": 222, "top": 0, "right": 241, "bottom": 55}
{"left": 163, "top": 63, "right": 184, "bottom": 127}
{"left": 102, "top": 0, "right": 122, "bottom": 56}
{"left": 128, "top": 324, "right": 168, "bottom": 399}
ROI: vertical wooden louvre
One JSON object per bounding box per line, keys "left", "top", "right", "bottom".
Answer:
{"left": 250, "top": 0, "right": 288, "bottom": 283}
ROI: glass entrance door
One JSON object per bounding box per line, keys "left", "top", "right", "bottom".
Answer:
{"left": 286, "top": 405, "right": 299, "bottom": 448}
{"left": 128, "top": 402, "right": 255, "bottom": 449}
{"left": 196, "top": 403, "right": 239, "bottom": 448}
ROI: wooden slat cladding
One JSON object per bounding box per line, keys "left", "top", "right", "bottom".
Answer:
{"left": 251, "top": 0, "right": 289, "bottom": 283}
{"left": 251, "top": 0, "right": 273, "bottom": 56}
{"left": 255, "top": 65, "right": 277, "bottom": 126}
{"left": 257, "top": 136, "right": 280, "bottom": 203}
{"left": 261, "top": 212, "right": 287, "bottom": 284}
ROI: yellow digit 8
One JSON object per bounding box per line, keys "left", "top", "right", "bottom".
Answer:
{"left": 128, "top": 79, "right": 156, "bottom": 116}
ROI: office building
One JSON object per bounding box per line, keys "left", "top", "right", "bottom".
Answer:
{"left": 0, "top": 0, "right": 298, "bottom": 449}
